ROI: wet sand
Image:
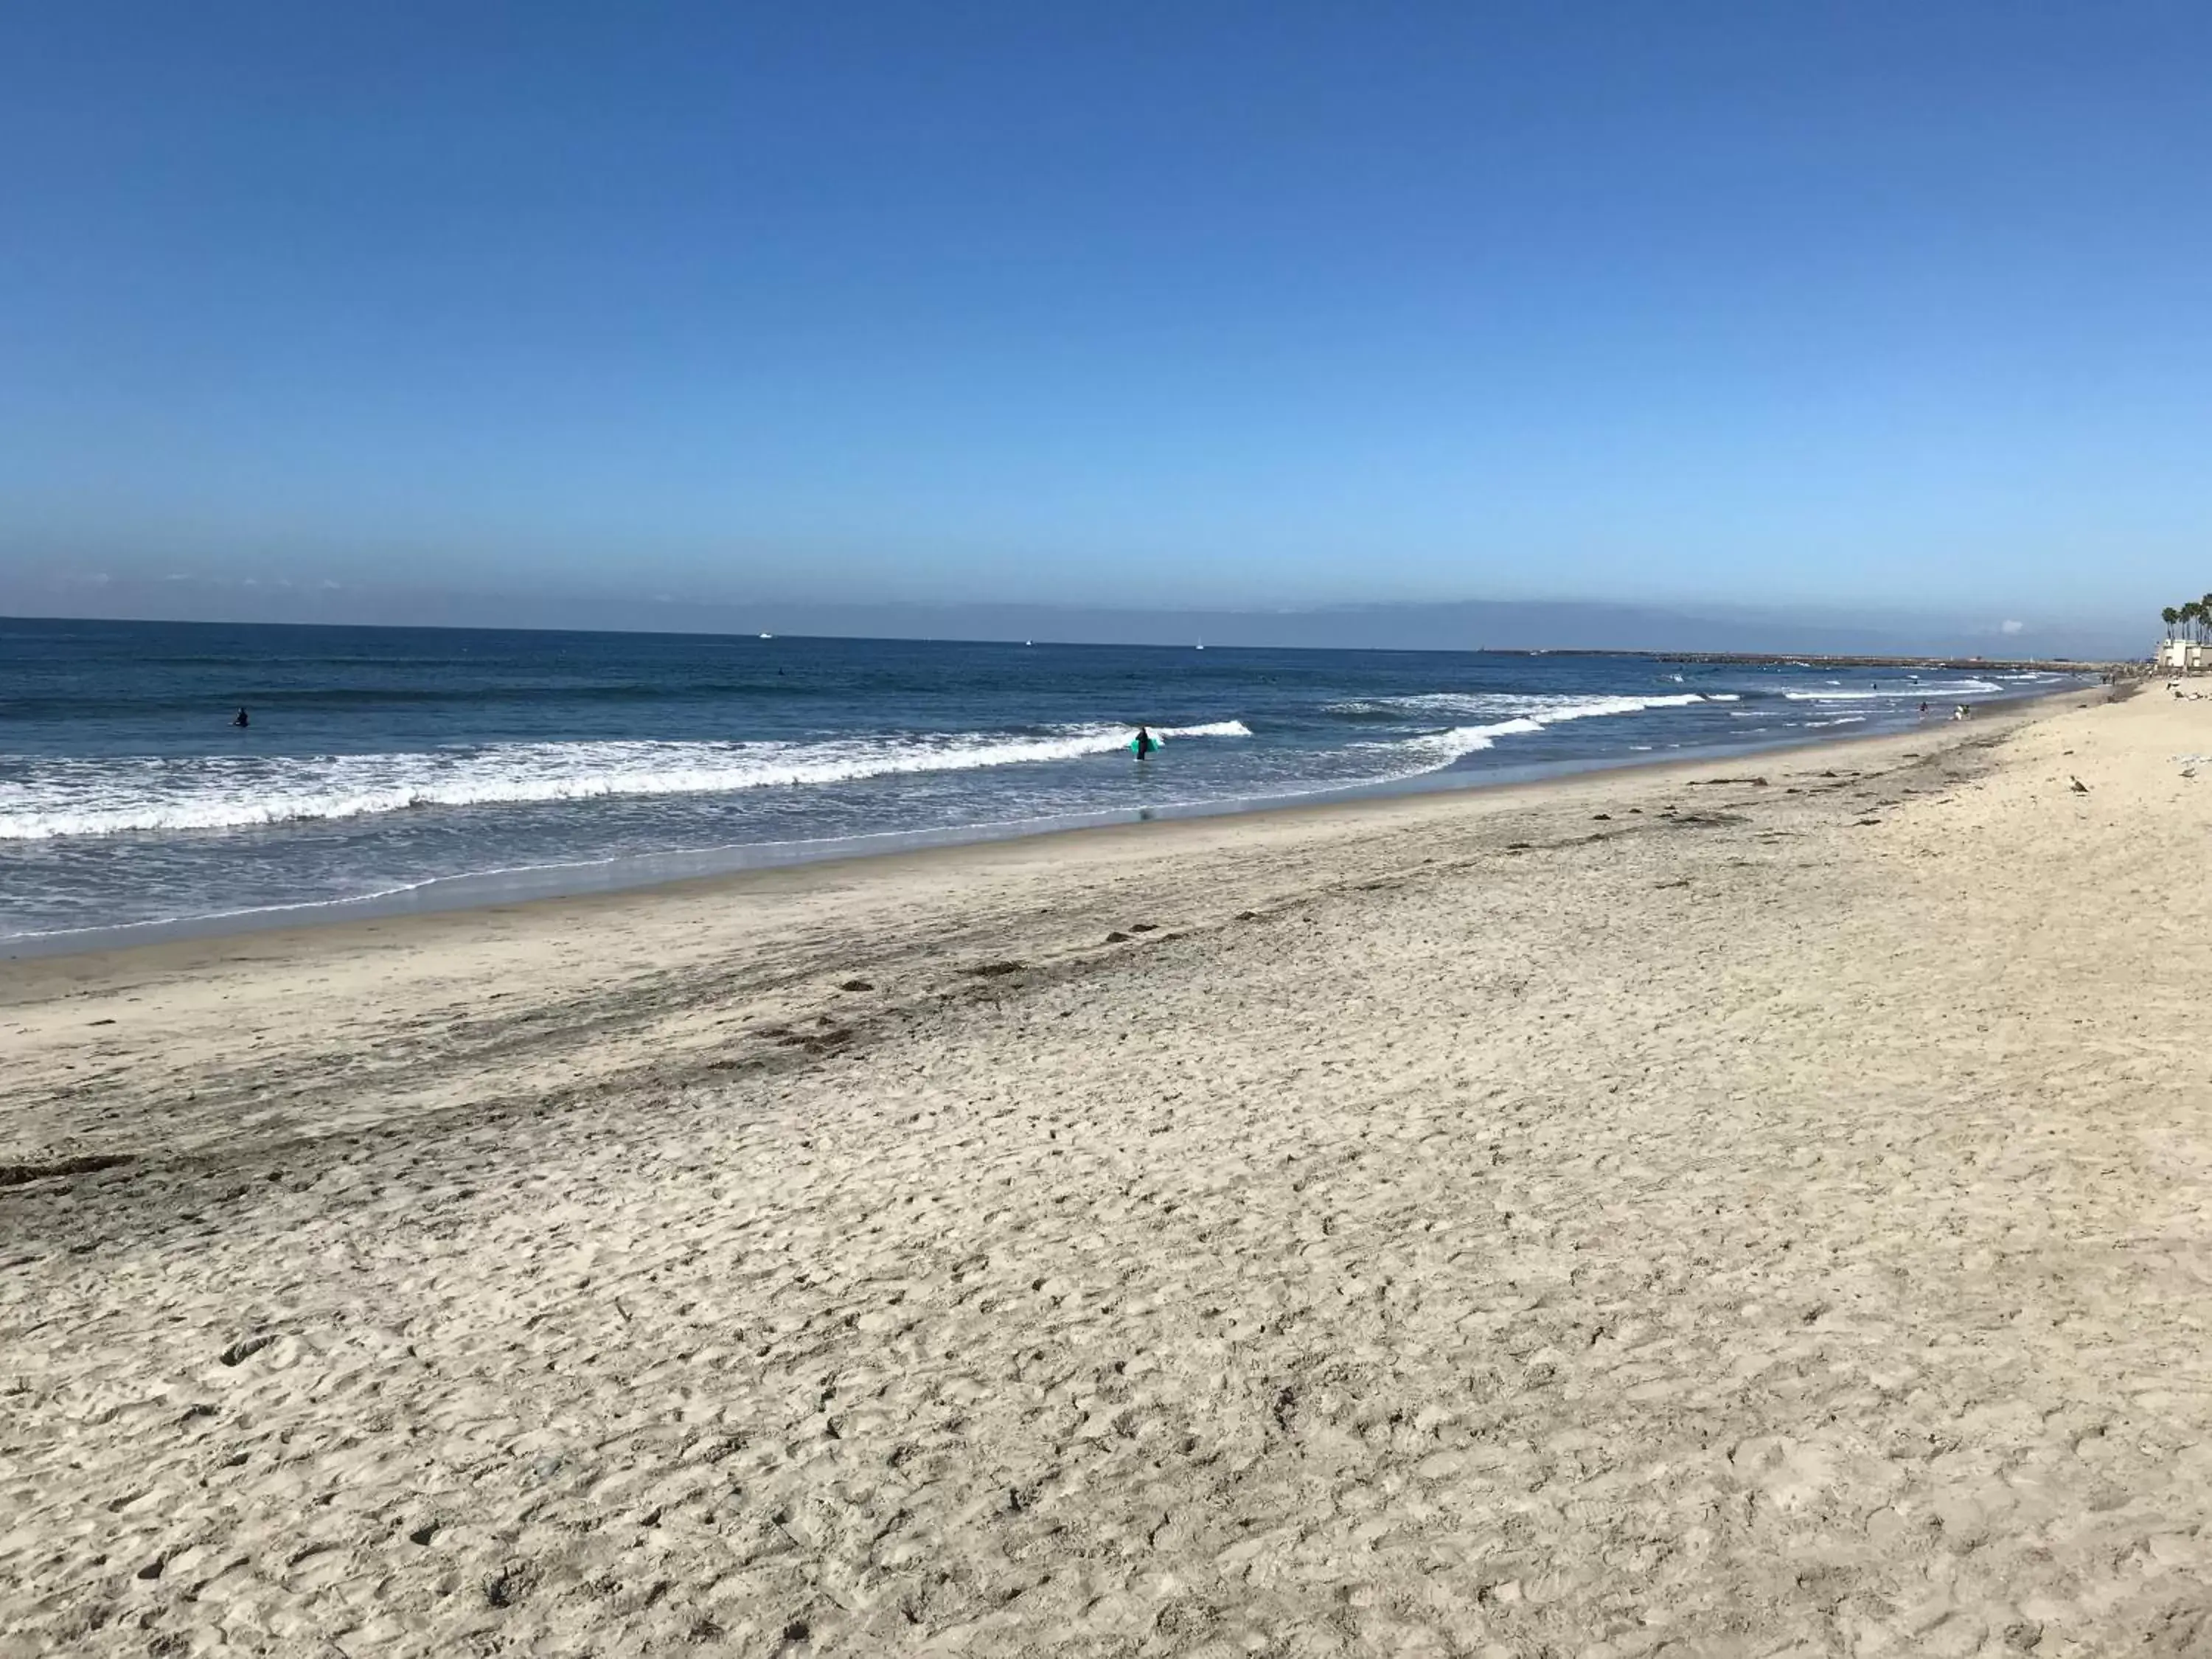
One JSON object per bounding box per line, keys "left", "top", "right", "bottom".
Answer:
{"left": 10, "top": 684, "right": 2212, "bottom": 1655}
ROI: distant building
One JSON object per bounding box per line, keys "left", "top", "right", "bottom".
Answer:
{"left": 2157, "top": 638, "right": 2211, "bottom": 672}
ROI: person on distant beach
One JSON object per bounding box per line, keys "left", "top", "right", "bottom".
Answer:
{"left": 1919, "top": 700, "right": 1930, "bottom": 716}
{"left": 232, "top": 707, "right": 250, "bottom": 728}
{"left": 1132, "top": 725, "right": 1156, "bottom": 759}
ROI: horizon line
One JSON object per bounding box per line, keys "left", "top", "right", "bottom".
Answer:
{"left": 0, "top": 611, "right": 2131, "bottom": 666}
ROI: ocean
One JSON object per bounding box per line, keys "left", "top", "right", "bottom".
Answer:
{"left": 0, "top": 616, "right": 2084, "bottom": 950}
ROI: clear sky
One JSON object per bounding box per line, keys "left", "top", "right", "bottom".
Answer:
{"left": 4, "top": 2, "right": 2208, "bottom": 644}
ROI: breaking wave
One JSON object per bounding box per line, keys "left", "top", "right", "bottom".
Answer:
{"left": 0, "top": 720, "right": 1253, "bottom": 841}
{"left": 1781, "top": 678, "right": 2001, "bottom": 701}
{"left": 1328, "top": 690, "right": 1731, "bottom": 718}
{"left": 1360, "top": 692, "right": 1731, "bottom": 774}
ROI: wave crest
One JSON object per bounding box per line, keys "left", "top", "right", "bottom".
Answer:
{"left": 1782, "top": 678, "right": 2000, "bottom": 701}
{"left": 1329, "top": 690, "right": 1728, "bottom": 718}
{"left": 0, "top": 720, "right": 1253, "bottom": 841}
{"left": 1358, "top": 692, "right": 1728, "bottom": 773}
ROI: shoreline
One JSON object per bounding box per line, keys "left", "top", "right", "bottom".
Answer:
{"left": 0, "top": 686, "right": 2090, "bottom": 964}
{"left": 8, "top": 684, "right": 2071, "bottom": 1151}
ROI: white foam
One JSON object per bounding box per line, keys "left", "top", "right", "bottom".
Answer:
{"left": 1386, "top": 717, "right": 1548, "bottom": 765}
{"left": 1782, "top": 678, "right": 2001, "bottom": 701}
{"left": 1329, "top": 690, "right": 1722, "bottom": 719}
{"left": 1160, "top": 720, "right": 1252, "bottom": 739}
{"left": 1357, "top": 692, "right": 1731, "bottom": 777}
{"left": 0, "top": 721, "right": 1253, "bottom": 841}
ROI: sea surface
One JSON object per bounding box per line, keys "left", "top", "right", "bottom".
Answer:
{"left": 0, "top": 616, "right": 2085, "bottom": 949}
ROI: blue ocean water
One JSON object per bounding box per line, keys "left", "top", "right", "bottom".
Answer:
{"left": 0, "top": 617, "right": 2080, "bottom": 945}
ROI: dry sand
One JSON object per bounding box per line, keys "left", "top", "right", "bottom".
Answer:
{"left": 7, "top": 686, "right": 2212, "bottom": 1656}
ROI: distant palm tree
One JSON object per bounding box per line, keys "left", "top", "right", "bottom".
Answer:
{"left": 2190, "top": 600, "right": 2209, "bottom": 645}
{"left": 2164, "top": 605, "right": 2181, "bottom": 641}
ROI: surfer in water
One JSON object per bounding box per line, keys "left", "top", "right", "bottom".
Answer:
{"left": 232, "top": 707, "right": 250, "bottom": 728}
{"left": 1132, "top": 724, "right": 1156, "bottom": 759}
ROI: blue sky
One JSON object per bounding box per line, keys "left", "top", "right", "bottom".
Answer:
{"left": 3, "top": 2, "right": 2208, "bottom": 643}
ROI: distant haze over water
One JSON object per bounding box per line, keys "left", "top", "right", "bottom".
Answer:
{"left": 0, "top": 578, "right": 2142, "bottom": 661}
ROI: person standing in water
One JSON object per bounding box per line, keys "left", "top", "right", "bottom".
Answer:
{"left": 1132, "top": 724, "right": 1155, "bottom": 759}
{"left": 232, "top": 707, "right": 250, "bottom": 728}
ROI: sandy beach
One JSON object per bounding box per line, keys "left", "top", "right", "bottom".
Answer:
{"left": 10, "top": 684, "right": 2212, "bottom": 1655}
